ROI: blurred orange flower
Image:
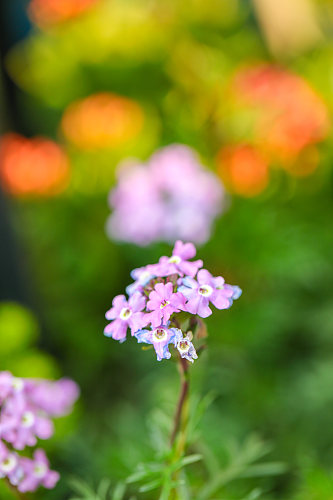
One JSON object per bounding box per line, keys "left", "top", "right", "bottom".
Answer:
{"left": 61, "top": 93, "right": 144, "bottom": 150}
{"left": 28, "top": 0, "right": 98, "bottom": 26}
{"left": 0, "top": 134, "right": 70, "bottom": 197}
{"left": 217, "top": 144, "right": 269, "bottom": 197}
{"left": 234, "top": 64, "right": 329, "bottom": 162}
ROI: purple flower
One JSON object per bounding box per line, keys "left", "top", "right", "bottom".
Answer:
{"left": 157, "top": 241, "right": 203, "bottom": 278}
{"left": 106, "top": 162, "right": 165, "bottom": 246}
{"left": 18, "top": 449, "right": 59, "bottom": 493}
{"left": 106, "top": 144, "right": 225, "bottom": 246}
{"left": 135, "top": 327, "right": 181, "bottom": 361}
{"left": 104, "top": 292, "right": 148, "bottom": 341}
{"left": 126, "top": 264, "right": 158, "bottom": 296}
{"left": 179, "top": 269, "right": 240, "bottom": 318}
{"left": 146, "top": 282, "right": 186, "bottom": 328}
{"left": 0, "top": 442, "right": 20, "bottom": 485}
{"left": 0, "top": 372, "right": 79, "bottom": 494}
{"left": 227, "top": 285, "right": 243, "bottom": 301}
{"left": 0, "top": 372, "right": 24, "bottom": 404}
{"left": 175, "top": 332, "right": 198, "bottom": 364}
{"left": 0, "top": 394, "right": 54, "bottom": 450}
{"left": 26, "top": 378, "right": 80, "bottom": 417}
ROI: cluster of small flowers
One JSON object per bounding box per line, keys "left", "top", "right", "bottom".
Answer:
{"left": 104, "top": 241, "right": 241, "bottom": 362}
{"left": 106, "top": 145, "right": 225, "bottom": 246}
{"left": 0, "top": 372, "right": 79, "bottom": 493}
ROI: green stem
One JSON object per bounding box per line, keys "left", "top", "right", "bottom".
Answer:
{"left": 170, "top": 358, "right": 189, "bottom": 448}
{"left": 168, "top": 358, "right": 190, "bottom": 500}
{"left": 4, "top": 479, "right": 29, "bottom": 500}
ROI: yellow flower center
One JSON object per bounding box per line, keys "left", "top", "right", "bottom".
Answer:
{"left": 153, "top": 328, "right": 167, "bottom": 342}
{"left": 198, "top": 285, "right": 213, "bottom": 297}
{"left": 178, "top": 340, "right": 190, "bottom": 353}
{"left": 120, "top": 307, "right": 132, "bottom": 320}
{"left": 168, "top": 255, "right": 181, "bottom": 264}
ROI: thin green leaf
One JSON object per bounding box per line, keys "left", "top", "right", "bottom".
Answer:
{"left": 139, "top": 478, "right": 162, "bottom": 493}
{"left": 169, "top": 453, "right": 202, "bottom": 474}
{"left": 178, "top": 454, "right": 202, "bottom": 467}
{"left": 112, "top": 482, "right": 126, "bottom": 500}
{"left": 241, "top": 488, "right": 263, "bottom": 500}
{"left": 97, "top": 478, "right": 111, "bottom": 498}
{"left": 239, "top": 462, "right": 287, "bottom": 478}
{"left": 69, "top": 478, "right": 96, "bottom": 497}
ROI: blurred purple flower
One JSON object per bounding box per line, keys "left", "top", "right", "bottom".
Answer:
{"left": 0, "top": 441, "right": 20, "bottom": 485}
{"left": 0, "top": 395, "right": 54, "bottom": 450}
{"left": 26, "top": 378, "right": 80, "bottom": 417}
{"left": 18, "top": 449, "right": 59, "bottom": 493}
{"left": 0, "top": 372, "right": 24, "bottom": 404}
{"left": 106, "top": 144, "right": 225, "bottom": 246}
{"left": 0, "top": 372, "right": 78, "bottom": 493}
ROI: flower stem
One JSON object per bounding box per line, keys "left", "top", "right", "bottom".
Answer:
{"left": 4, "top": 479, "right": 29, "bottom": 500}
{"left": 167, "top": 357, "right": 190, "bottom": 500}
{"left": 170, "top": 358, "right": 189, "bottom": 448}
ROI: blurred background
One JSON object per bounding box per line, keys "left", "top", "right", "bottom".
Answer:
{"left": 0, "top": 0, "right": 333, "bottom": 498}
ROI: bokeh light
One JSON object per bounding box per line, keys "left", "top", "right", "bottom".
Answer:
{"left": 233, "top": 64, "right": 330, "bottom": 162}
{"left": 28, "top": 0, "right": 99, "bottom": 27}
{"left": 61, "top": 92, "right": 144, "bottom": 150}
{"left": 217, "top": 144, "right": 269, "bottom": 197}
{"left": 0, "top": 133, "right": 70, "bottom": 197}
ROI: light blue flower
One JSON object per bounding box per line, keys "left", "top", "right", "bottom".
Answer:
{"left": 135, "top": 327, "right": 182, "bottom": 361}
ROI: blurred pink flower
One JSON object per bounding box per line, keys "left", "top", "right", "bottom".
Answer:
{"left": 106, "top": 144, "right": 225, "bottom": 246}
{"left": 0, "top": 372, "right": 79, "bottom": 493}
{"left": 18, "top": 449, "right": 59, "bottom": 493}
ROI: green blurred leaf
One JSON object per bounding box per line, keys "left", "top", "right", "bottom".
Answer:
{"left": 0, "top": 302, "right": 39, "bottom": 356}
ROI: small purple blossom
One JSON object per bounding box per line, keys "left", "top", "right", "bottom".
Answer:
{"left": 0, "top": 372, "right": 24, "bottom": 404}
{"left": 18, "top": 449, "right": 59, "bottom": 493}
{"left": 135, "top": 327, "right": 181, "bottom": 361}
{"left": 175, "top": 332, "right": 198, "bottom": 364}
{"left": 0, "top": 372, "right": 78, "bottom": 493}
{"left": 179, "top": 269, "right": 238, "bottom": 318}
{"left": 0, "top": 394, "right": 54, "bottom": 450}
{"left": 0, "top": 442, "right": 20, "bottom": 485}
{"left": 26, "top": 378, "right": 80, "bottom": 417}
{"left": 104, "top": 292, "right": 148, "bottom": 342}
{"left": 156, "top": 241, "right": 203, "bottom": 278}
{"left": 106, "top": 144, "right": 225, "bottom": 246}
{"left": 125, "top": 241, "right": 202, "bottom": 297}
{"left": 126, "top": 264, "right": 158, "bottom": 296}
{"left": 103, "top": 241, "right": 242, "bottom": 365}
{"left": 146, "top": 282, "right": 186, "bottom": 328}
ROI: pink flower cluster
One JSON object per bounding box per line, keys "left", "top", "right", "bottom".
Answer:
{"left": 104, "top": 241, "right": 241, "bottom": 362}
{"left": 0, "top": 372, "right": 79, "bottom": 493}
{"left": 106, "top": 144, "right": 225, "bottom": 246}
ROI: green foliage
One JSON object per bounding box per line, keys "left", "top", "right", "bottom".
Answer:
{"left": 69, "top": 478, "right": 128, "bottom": 500}
{"left": 115, "top": 394, "right": 285, "bottom": 500}
{"left": 0, "top": 301, "right": 59, "bottom": 378}
{"left": 291, "top": 467, "right": 333, "bottom": 500}
{"left": 0, "top": 302, "right": 38, "bottom": 355}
